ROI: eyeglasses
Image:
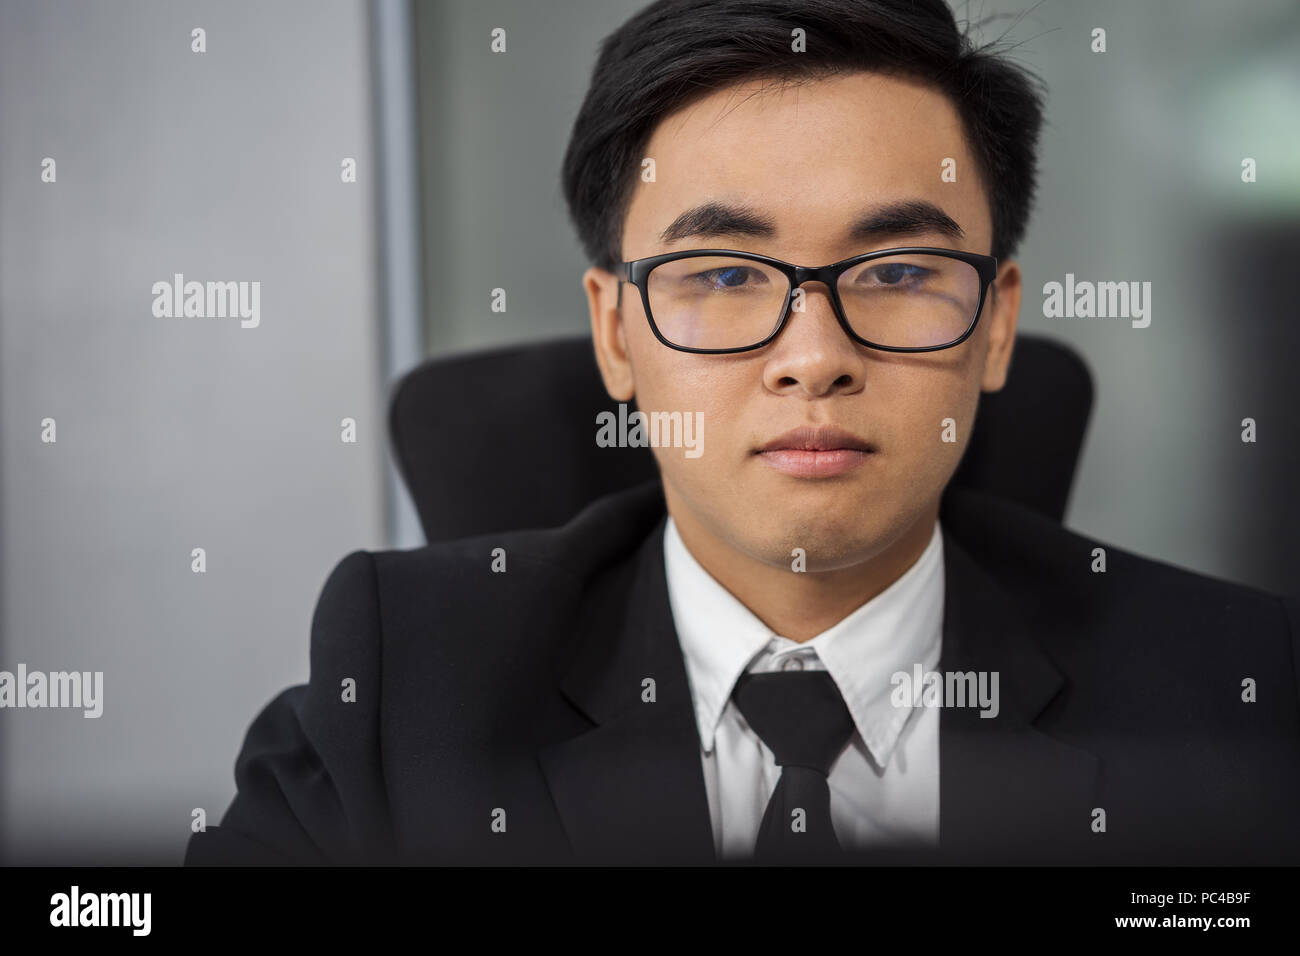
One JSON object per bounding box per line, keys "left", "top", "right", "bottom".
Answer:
{"left": 617, "top": 247, "right": 998, "bottom": 354}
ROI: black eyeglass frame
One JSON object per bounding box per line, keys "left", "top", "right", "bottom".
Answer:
{"left": 617, "top": 246, "right": 999, "bottom": 354}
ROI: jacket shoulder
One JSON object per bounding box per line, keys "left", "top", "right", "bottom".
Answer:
{"left": 941, "top": 486, "right": 1298, "bottom": 699}
{"left": 186, "top": 548, "right": 392, "bottom": 865}
{"left": 368, "top": 478, "right": 666, "bottom": 609}
{"left": 942, "top": 485, "right": 1287, "bottom": 609}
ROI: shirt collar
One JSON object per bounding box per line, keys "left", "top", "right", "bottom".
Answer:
{"left": 664, "top": 515, "right": 945, "bottom": 768}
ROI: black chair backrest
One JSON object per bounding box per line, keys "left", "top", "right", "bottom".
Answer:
{"left": 390, "top": 333, "right": 1092, "bottom": 543}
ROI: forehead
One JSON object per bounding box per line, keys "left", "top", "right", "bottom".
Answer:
{"left": 622, "top": 71, "right": 990, "bottom": 257}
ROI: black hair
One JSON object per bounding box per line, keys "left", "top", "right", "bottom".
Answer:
{"left": 561, "top": 0, "right": 1045, "bottom": 271}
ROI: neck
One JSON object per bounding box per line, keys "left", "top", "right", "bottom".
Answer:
{"left": 665, "top": 494, "right": 940, "bottom": 643}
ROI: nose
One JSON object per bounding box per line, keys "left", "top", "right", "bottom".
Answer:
{"left": 760, "top": 281, "right": 867, "bottom": 398}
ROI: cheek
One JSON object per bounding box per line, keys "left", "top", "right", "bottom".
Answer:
{"left": 635, "top": 364, "right": 752, "bottom": 485}
{"left": 877, "top": 362, "right": 981, "bottom": 469}
{"left": 629, "top": 347, "right": 748, "bottom": 422}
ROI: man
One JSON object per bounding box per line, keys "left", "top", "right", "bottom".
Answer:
{"left": 186, "top": 0, "right": 1300, "bottom": 866}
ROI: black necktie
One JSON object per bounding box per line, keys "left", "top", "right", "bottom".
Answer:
{"left": 731, "top": 670, "right": 856, "bottom": 864}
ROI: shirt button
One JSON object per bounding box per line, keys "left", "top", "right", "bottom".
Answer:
{"left": 781, "top": 655, "right": 805, "bottom": 672}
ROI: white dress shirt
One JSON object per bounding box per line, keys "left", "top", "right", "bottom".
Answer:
{"left": 663, "top": 515, "right": 945, "bottom": 859}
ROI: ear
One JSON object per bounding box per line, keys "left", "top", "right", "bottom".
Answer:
{"left": 584, "top": 265, "right": 636, "bottom": 402}
{"left": 980, "top": 260, "right": 1022, "bottom": 392}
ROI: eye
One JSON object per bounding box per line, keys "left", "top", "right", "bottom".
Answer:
{"left": 689, "top": 266, "right": 766, "bottom": 291}
{"left": 862, "top": 262, "right": 930, "bottom": 286}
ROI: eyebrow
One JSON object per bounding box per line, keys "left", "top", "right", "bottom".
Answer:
{"left": 657, "top": 199, "right": 965, "bottom": 246}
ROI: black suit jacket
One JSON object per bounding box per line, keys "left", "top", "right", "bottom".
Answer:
{"left": 185, "top": 481, "right": 1300, "bottom": 866}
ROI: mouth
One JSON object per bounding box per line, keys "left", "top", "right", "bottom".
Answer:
{"left": 754, "top": 426, "right": 876, "bottom": 478}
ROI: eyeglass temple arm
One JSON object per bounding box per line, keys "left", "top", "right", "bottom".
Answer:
{"left": 615, "top": 262, "right": 633, "bottom": 307}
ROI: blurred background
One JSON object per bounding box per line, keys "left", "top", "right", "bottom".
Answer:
{"left": 1, "top": 0, "right": 1297, "bottom": 864}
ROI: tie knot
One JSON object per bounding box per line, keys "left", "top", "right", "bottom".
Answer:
{"left": 731, "top": 670, "right": 856, "bottom": 776}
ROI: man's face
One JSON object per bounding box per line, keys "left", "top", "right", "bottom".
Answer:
{"left": 585, "top": 70, "right": 1020, "bottom": 574}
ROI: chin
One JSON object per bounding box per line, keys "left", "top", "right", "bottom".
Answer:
{"left": 737, "top": 517, "right": 877, "bottom": 565}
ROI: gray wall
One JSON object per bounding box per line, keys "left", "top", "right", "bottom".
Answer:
{"left": 1, "top": 0, "right": 387, "bottom": 863}
{"left": 413, "top": 0, "right": 1300, "bottom": 600}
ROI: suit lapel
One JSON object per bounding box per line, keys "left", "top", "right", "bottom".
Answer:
{"left": 537, "top": 516, "right": 716, "bottom": 864}
{"left": 935, "top": 526, "right": 1103, "bottom": 862}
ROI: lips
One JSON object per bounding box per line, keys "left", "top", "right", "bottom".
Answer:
{"left": 755, "top": 426, "right": 876, "bottom": 478}
{"left": 757, "top": 426, "right": 874, "bottom": 454}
